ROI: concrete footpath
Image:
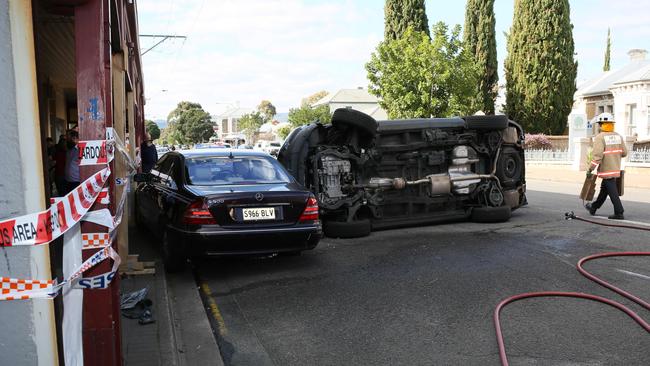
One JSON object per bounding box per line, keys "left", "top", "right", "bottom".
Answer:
{"left": 121, "top": 228, "right": 224, "bottom": 366}
{"left": 525, "top": 163, "right": 650, "bottom": 203}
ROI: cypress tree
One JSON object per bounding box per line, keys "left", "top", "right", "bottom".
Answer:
{"left": 464, "top": 0, "right": 498, "bottom": 114}
{"left": 505, "top": 0, "right": 577, "bottom": 134}
{"left": 384, "top": 0, "right": 430, "bottom": 40}
{"left": 603, "top": 28, "right": 611, "bottom": 71}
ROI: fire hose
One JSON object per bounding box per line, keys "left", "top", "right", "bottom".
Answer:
{"left": 493, "top": 212, "right": 650, "bottom": 366}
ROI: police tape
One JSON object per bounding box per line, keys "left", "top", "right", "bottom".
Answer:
{"left": 107, "top": 127, "right": 138, "bottom": 174}
{"left": 98, "top": 188, "right": 110, "bottom": 204}
{"left": 78, "top": 139, "right": 114, "bottom": 166}
{"left": 0, "top": 277, "right": 58, "bottom": 301}
{"left": 0, "top": 167, "right": 111, "bottom": 247}
{"left": 0, "top": 243, "right": 121, "bottom": 300}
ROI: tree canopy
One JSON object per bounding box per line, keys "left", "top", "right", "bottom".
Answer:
{"left": 366, "top": 23, "right": 479, "bottom": 119}
{"left": 301, "top": 90, "right": 329, "bottom": 106}
{"left": 165, "top": 101, "right": 214, "bottom": 144}
{"left": 384, "top": 0, "right": 429, "bottom": 40}
{"left": 238, "top": 112, "right": 265, "bottom": 143}
{"left": 505, "top": 0, "right": 577, "bottom": 134}
{"left": 464, "top": 0, "right": 498, "bottom": 114}
{"left": 603, "top": 28, "right": 611, "bottom": 72}
{"left": 288, "top": 104, "right": 332, "bottom": 127}
{"left": 257, "top": 100, "right": 277, "bottom": 123}
{"left": 145, "top": 119, "right": 161, "bottom": 140}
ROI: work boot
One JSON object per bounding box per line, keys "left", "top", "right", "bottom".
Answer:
{"left": 585, "top": 203, "right": 597, "bottom": 216}
{"left": 608, "top": 214, "right": 624, "bottom": 220}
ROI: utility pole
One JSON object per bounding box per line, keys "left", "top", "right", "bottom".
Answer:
{"left": 139, "top": 34, "right": 187, "bottom": 55}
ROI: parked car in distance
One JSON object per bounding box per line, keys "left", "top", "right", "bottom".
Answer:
{"left": 278, "top": 108, "right": 526, "bottom": 238}
{"left": 255, "top": 141, "right": 282, "bottom": 156}
{"left": 194, "top": 142, "right": 231, "bottom": 149}
{"left": 134, "top": 149, "right": 322, "bottom": 272}
{"left": 156, "top": 147, "right": 169, "bottom": 157}
{"left": 237, "top": 144, "right": 254, "bottom": 149}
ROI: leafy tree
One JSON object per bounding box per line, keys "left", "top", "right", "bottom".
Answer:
{"left": 238, "top": 112, "right": 264, "bottom": 143}
{"left": 384, "top": 0, "right": 429, "bottom": 40}
{"left": 145, "top": 119, "right": 161, "bottom": 140}
{"left": 257, "top": 100, "right": 277, "bottom": 123}
{"left": 288, "top": 104, "right": 332, "bottom": 127}
{"left": 505, "top": 0, "right": 577, "bottom": 134}
{"left": 301, "top": 90, "right": 329, "bottom": 106}
{"left": 166, "top": 101, "right": 214, "bottom": 144}
{"left": 603, "top": 28, "right": 611, "bottom": 71}
{"left": 366, "top": 23, "right": 479, "bottom": 119}
{"left": 277, "top": 125, "right": 292, "bottom": 140}
{"left": 464, "top": 0, "right": 498, "bottom": 114}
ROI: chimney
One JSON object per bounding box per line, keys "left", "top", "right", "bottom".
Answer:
{"left": 628, "top": 49, "right": 647, "bottom": 61}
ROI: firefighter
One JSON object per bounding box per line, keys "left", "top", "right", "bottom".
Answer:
{"left": 585, "top": 113, "right": 628, "bottom": 219}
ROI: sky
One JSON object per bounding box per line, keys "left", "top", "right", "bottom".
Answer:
{"left": 137, "top": 0, "right": 650, "bottom": 121}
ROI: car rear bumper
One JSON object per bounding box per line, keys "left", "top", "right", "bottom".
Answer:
{"left": 168, "top": 223, "right": 322, "bottom": 256}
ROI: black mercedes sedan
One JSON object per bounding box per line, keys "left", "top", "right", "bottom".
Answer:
{"left": 134, "top": 149, "right": 322, "bottom": 272}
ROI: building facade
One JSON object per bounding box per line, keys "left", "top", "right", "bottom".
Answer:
{"left": 0, "top": 1, "right": 146, "bottom": 364}
{"left": 312, "top": 87, "right": 389, "bottom": 120}
{"left": 212, "top": 105, "right": 255, "bottom": 143}
{"left": 570, "top": 49, "right": 650, "bottom": 139}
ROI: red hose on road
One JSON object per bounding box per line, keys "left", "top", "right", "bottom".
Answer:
{"left": 494, "top": 213, "right": 650, "bottom": 366}
{"left": 578, "top": 252, "right": 650, "bottom": 310}
{"left": 494, "top": 291, "right": 650, "bottom": 366}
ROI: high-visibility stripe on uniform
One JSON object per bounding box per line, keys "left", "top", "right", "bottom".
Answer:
{"left": 603, "top": 149, "right": 623, "bottom": 155}
{"left": 597, "top": 170, "right": 621, "bottom": 177}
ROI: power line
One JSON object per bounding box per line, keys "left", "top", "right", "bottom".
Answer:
{"left": 139, "top": 34, "right": 187, "bottom": 55}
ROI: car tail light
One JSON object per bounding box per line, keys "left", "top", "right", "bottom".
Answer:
{"left": 299, "top": 196, "right": 319, "bottom": 222}
{"left": 183, "top": 199, "right": 217, "bottom": 225}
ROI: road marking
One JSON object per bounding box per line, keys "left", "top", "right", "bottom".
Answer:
{"left": 199, "top": 282, "right": 228, "bottom": 336}
{"left": 617, "top": 269, "right": 650, "bottom": 281}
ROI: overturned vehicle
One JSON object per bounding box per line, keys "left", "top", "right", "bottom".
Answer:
{"left": 278, "top": 108, "right": 526, "bottom": 238}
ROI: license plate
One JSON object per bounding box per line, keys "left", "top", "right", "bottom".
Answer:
{"left": 242, "top": 207, "right": 276, "bottom": 221}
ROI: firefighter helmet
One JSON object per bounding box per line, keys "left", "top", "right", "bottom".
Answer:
{"left": 596, "top": 112, "right": 615, "bottom": 123}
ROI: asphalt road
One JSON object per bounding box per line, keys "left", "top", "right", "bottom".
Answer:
{"left": 195, "top": 189, "right": 650, "bottom": 366}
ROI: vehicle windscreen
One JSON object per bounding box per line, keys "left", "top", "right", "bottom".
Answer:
{"left": 184, "top": 155, "right": 292, "bottom": 186}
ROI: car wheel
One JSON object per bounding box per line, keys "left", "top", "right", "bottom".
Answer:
{"left": 496, "top": 146, "right": 524, "bottom": 189}
{"left": 471, "top": 206, "right": 511, "bottom": 223}
{"left": 134, "top": 204, "right": 145, "bottom": 230}
{"left": 323, "top": 219, "right": 372, "bottom": 238}
{"left": 162, "top": 229, "right": 186, "bottom": 273}
{"left": 331, "top": 108, "right": 377, "bottom": 148}
{"left": 279, "top": 250, "right": 302, "bottom": 257}
{"left": 464, "top": 115, "right": 509, "bottom": 130}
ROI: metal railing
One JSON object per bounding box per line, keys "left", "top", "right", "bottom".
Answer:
{"left": 525, "top": 149, "right": 569, "bottom": 161}
{"left": 628, "top": 148, "right": 650, "bottom": 163}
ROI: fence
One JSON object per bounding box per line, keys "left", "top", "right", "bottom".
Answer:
{"left": 628, "top": 148, "right": 650, "bottom": 164}
{"left": 525, "top": 149, "right": 569, "bottom": 162}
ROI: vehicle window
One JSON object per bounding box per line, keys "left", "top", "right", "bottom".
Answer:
{"left": 151, "top": 155, "right": 177, "bottom": 187}
{"left": 184, "top": 155, "right": 292, "bottom": 186}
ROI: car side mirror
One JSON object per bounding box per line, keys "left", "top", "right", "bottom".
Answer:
{"left": 133, "top": 173, "right": 152, "bottom": 183}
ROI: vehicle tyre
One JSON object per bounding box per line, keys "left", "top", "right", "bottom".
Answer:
{"left": 323, "top": 219, "right": 371, "bottom": 238}
{"left": 279, "top": 250, "right": 302, "bottom": 257}
{"left": 465, "top": 115, "right": 509, "bottom": 130}
{"left": 471, "top": 205, "right": 511, "bottom": 223}
{"left": 162, "top": 229, "right": 186, "bottom": 273}
{"left": 134, "top": 204, "right": 146, "bottom": 231}
{"left": 331, "top": 108, "right": 378, "bottom": 135}
{"left": 496, "top": 146, "right": 524, "bottom": 189}
{"left": 331, "top": 108, "right": 377, "bottom": 148}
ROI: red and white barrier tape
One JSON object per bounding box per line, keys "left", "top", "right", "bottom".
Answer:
{"left": 0, "top": 167, "right": 110, "bottom": 247}
{"left": 0, "top": 128, "right": 136, "bottom": 300}
{"left": 78, "top": 140, "right": 114, "bottom": 166}
{"left": 98, "top": 188, "right": 110, "bottom": 205}
{"left": 0, "top": 277, "right": 58, "bottom": 301}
